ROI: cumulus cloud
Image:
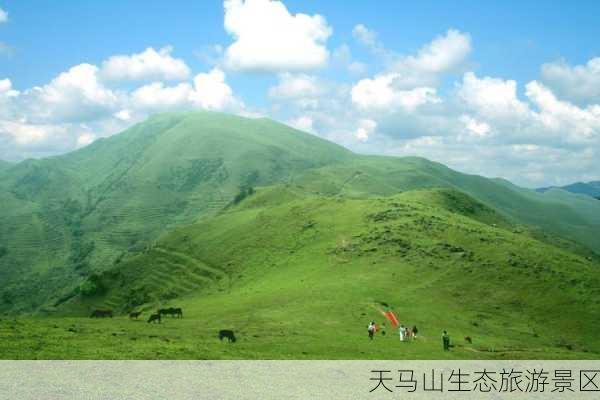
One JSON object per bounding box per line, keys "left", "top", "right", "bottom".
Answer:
{"left": 541, "top": 58, "right": 600, "bottom": 104}
{"left": 190, "top": 68, "right": 240, "bottom": 110}
{"left": 23, "top": 63, "right": 119, "bottom": 123}
{"left": 288, "top": 116, "right": 314, "bottom": 133}
{"left": 354, "top": 119, "right": 377, "bottom": 142}
{"left": 223, "top": 0, "right": 332, "bottom": 72}
{"left": 101, "top": 46, "right": 190, "bottom": 81}
{"left": 269, "top": 74, "right": 321, "bottom": 99}
{"left": 526, "top": 80, "right": 600, "bottom": 142}
{"left": 0, "top": 79, "right": 18, "bottom": 98}
{"left": 0, "top": 56, "right": 243, "bottom": 160}
{"left": 387, "top": 29, "right": 472, "bottom": 88}
{"left": 351, "top": 74, "right": 440, "bottom": 111}
{"left": 131, "top": 82, "right": 191, "bottom": 111}
{"left": 460, "top": 115, "right": 491, "bottom": 137}
{"left": 130, "top": 68, "right": 241, "bottom": 112}
{"left": 0, "top": 7, "right": 7, "bottom": 24}
{"left": 458, "top": 72, "right": 529, "bottom": 120}
{"left": 0, "top": 120, "right": 65, "bottom": 146}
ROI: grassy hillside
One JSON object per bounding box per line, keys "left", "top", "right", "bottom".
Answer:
{"left": 288, "top": 156, "right": 600, "bottom": 253}
{"left": 3, "top": 186, "right": 599, "bottom": 359}
{"left": 1, "top": 110, "right": 599, "bottom": 319}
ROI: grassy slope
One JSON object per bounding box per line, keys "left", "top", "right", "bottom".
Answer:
{"left": 4, "top": 186, "right": 598, "bottom": 359}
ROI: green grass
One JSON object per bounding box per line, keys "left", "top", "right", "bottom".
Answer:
{"left": 3, "top": 186, "right": 598, "bottom": 359}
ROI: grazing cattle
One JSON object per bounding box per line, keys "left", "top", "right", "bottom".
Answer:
{"left": 465, "top": 336, "right": 472, "bottom": 344}
{"left": 147, "top": 313, "right": 161, "bottom": 324}
{"left": 159, "top": 307, "right": 183, "bottom": 318}
{"left": 219, "top": 330, "right": 237, "bottom": 343}
{"left": 90, "top": 309, "right": 113, "bottom": 318}
{"left": 129, "top": 311, "right": 142, "bottom": 319}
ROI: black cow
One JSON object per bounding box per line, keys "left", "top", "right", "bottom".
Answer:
{"left": 159, "top": 307, "right": 183, "bottom": 318}
{"left": 129, "top": 311, "right": 142, "bottom": 319}
{"left": 219, "top": 330, "right": 237, "bottom": 343}
{"left": 147, "top": 313, "right": 161, "bottom": 324}
{"left": 90, "top": 309, "right": 113, "bottom": 318}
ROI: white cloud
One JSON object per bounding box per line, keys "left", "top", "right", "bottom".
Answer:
{"left": 352, "top": 24, "right": 378, "bottom": 48}
{"left": 526, "top": 80, "right": 600, "bottom": 141}
{"left": 190, "top": 68, "right": 240, "bottom": 110}
{"left": 0, "top": 8, "right": 7, "bottom": 24}
{"left": 269, "top": 73, "right": 322, "bottom": 99}
{"left": 460, "top": 115, "right": 491, "bottom": 137}
{"left": 0, "top": 57, "right": 245, "bottom": 159}
{"left": 388, "top": 29, "right": 471, "bottom": 88}
{"left": 76, "top": 132, "right": 96, "bottom": 147}
{"left": 101, "top": 46, "right": 190, "bottom": 81}
{"left": 131, "top": 82, "right": 191, "bottom": 111}
{"left": 458, "top": 72, "right": 529, "bottom": 120}
{"left": 0, "top": 120, "right": 63, "bottom": 146}
{"left": 288, "top": 116, "right": 314, "bottom": 133}
{"left": 130, "top": 68, "right": 241, "bottom": 112}
{"left": 0, "top": 79, "right": 18, "bottom": 98}
{"left": 223, "top": 0, "right": 332, "bottom": 72}
{"left": 351, "top": 73, "right": 440, "bottom": 111}
{"left": 24, "top": 63, "right": 119, "bottom": 123}
{"left": 114, "top": 109, "right": 131, "bottom": 121}
{"left": 541, "top": 57, "right": 600, "bottom": 104}
{"left": 406, "top": 29, "right": 471, "bottom": 74}
{"left": 354, "top": 119, "right": 377, "bottom": 142}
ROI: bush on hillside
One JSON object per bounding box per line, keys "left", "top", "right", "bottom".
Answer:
{"left": 79, "top": 273, "right": 106, "bottom": 297}
{"left": 233, "top": 185, "right": 255, "bottom": 205}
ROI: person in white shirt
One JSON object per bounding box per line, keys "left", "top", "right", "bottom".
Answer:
{"left": 368, "top": 321, "right": 376, "bottom": 340}
{"left": 399, "top": 324, "right": 406, "bottom": 341}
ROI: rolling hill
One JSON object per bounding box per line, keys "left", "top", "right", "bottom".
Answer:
{"left": 1, "top": 111, "right": 600, "bottom": 359}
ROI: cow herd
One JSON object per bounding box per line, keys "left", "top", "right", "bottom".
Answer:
{"left": 89, "top": 307, "right": 182, "bottom": 323}
{"left": 88, "top": 307, "right": 237, "bottom": 343}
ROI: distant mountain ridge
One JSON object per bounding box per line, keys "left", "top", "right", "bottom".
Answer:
{"left": 537, "top": 181, "right": 600, "bottom": 199}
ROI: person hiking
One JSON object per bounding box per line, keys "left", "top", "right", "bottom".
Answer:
{"left": 442, "top": 330, "right": 450, "bottom": 351}
{"left": 399, "top": 324, "right": 406, "bottom": 341}
{"left": 368, "top": 321, "right": 376, "bottom": 340}
{"left": 412, "top": 325, "right": 419, "bottom": 339}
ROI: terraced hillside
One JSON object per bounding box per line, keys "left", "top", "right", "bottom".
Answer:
{"left": 0, "top": 112, "right": 351, "bottom": 312}
{"left": 1, "top": 111, "right": 599, "bottom": 316}
{"left": 6, "top": 186, "right": 599, "bottom": 359}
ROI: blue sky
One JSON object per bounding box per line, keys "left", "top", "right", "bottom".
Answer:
{"left": 1, "top": 0, "right": 599, "bottom": 187}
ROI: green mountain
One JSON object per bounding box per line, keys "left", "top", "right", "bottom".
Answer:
{"left": 1, "top": 111, "right": 600, "bottom": 359}
{"left": 538, "top": 181, "right": 600, "bottom": 199}
{"left": 0, "top": 112, "right": 351, "bottom": 312}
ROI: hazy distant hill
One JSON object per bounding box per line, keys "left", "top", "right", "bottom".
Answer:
{"left": 1, "top": 111, "right": 599, "bottom": 315}
{"left": 538, "top": 181, "right": 600, "bottom": 199}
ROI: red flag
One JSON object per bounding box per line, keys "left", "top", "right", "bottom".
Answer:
{"left": 383, "top": 311, "right": 399, "bottom": 327}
